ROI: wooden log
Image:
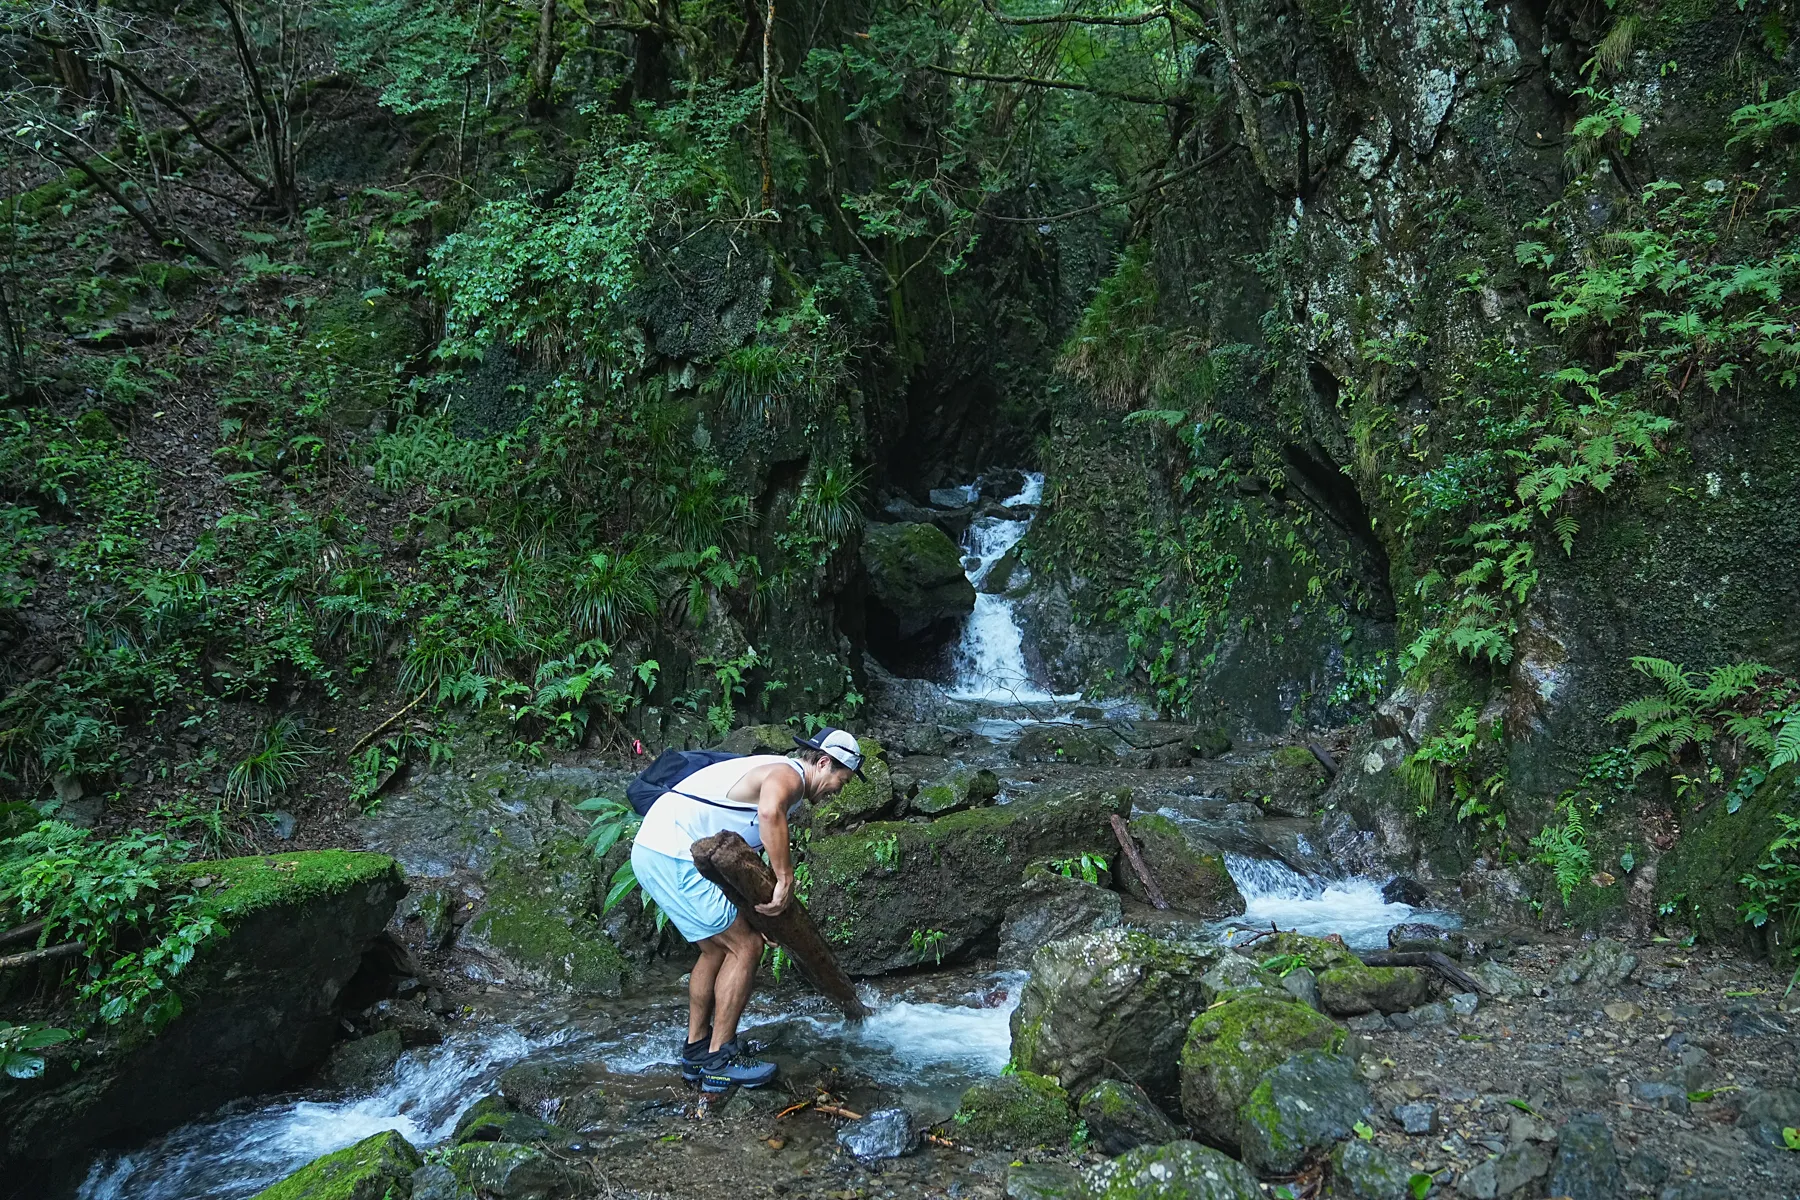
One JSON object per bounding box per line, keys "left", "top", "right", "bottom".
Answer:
{"left": 0, "top": 942, "right": 80, "bottom": 971}
{"left": 1356, "top": 949, "right": 1489, "bottom": 996}
{"left": 1109, "top": 813, "right": 1169, "bottom": 910}
{"left": 689, "top": 831, "right": 872, "bottom": 1019}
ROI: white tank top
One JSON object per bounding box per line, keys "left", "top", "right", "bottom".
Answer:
{"left": 632, "top": 755, "right": 806, "bottom": 860}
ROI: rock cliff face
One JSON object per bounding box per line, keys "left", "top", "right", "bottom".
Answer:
{"left": 0, "top": 852, "right": 405, "bottom": 1196}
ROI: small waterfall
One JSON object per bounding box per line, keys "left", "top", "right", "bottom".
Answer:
{"left": 1222, "top": 853, "right": 1458, "bottom": 950}
{"left": 946, "top": 473, "right": 1072, "bottom": 703}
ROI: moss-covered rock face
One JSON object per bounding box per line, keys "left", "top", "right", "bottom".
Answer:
{"left": 951, "top": 1070, "right": 1073, "bottom": 1149}
{"left": 1011, "top": 927, "right": 1222, "bottom": 1103}
{"left": 1315, "top": 965, "right": 1428, "bottom": 1016}
{"left": 1236, "top": 1051, "right": 1374, "bottom": 1176}
{"left": 1122, "top": 813, "right": 1246, "bottom": 917}
{"left": 247, "top": 1129, "right": 421, "bottom": 1200}
{"left": 810, "top": 737, "right": 895, "bottom": 830}
{"left": 1082, "top": 1140, "right": 1264, "bottom": 1200}
{"left": 444, "top": 1141, "right": 583, "bottom": 1198}
{"left": 1228, "top": 746, "right": 1329, "bottom": 817}
{"left": 463, "top": 840, "right": 628, "bottom": 996}
{"left": 1248, "top": 932, "right": 1363, "bottom": 974}
{"left": 860, "top": 521, "right": 976, "bottom": 650}
{"left": 1178, "top": 994, "right": 1345, "bottom": 1148}
{"left": 1011, "top": 724, "right": 1118, "bottom": 766}
{"left": 1329, "top": 1136, "right": 1419, "bottom": 1200}
{"left": 807, "top": 788, "right": 1127, "bottom": 974}
{"left": 909, "top": 767, "right": 1000, "bottom": 817}
{"left": 1655, "top": 766, "right": 1798, "bottom": 953}
{"left": 0, "top": 852, "right": 405, "bottom": 1187}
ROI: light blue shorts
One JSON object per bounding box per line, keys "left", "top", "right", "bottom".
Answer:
{"left": 630, "top": 841, "right": 737, "bottom": 943}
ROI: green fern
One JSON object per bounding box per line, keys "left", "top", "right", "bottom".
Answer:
{"left": 1532, "top": 795, "right": 1593, "bottom": 905}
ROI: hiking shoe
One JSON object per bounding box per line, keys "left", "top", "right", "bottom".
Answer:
{"left": 699, "top": 1040, "right": 778, "bottom": 1093}
{"left": 679, "top": 1035, "right": 711, "bottom": 1084}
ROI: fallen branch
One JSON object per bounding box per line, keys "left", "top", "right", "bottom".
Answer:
{"left": 816, "top": 1104, "right": 862, "bottom": 1120}
{"left": 775, "top": 1099, "right": 813, "bottom": 1119}
{"left": 0, "top": 942, "right": 80, "bottom": 970}
{"left": 0, "top": 919, "right": 46, "bottom": 949}
{"left": 690, "top": 831, "right": 872, "bottom": 1019}
{"left": 1110, "top": 813, "right": 1168, "bottom": 910}
{"left": 350, "top": 688, "right": 430, "bottom": 755}
{"left": 1306, "top": 740, "right": 1339, "bottom": 778}
{"left": 1357, "top": 950, "right": 1488, "bottom": 996}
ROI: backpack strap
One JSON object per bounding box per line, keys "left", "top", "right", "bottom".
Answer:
{"left": 665, "top": 759, "right": 805, "bottom": 811}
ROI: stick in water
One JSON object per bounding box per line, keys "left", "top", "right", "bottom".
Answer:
{"left": 689, "top": 830, "right": 872, "bottom": 1019}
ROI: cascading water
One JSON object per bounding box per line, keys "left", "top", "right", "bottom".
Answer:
{"left": 1220, "top": 853, "right": 1459, "bottom": 949}
{"left": 946, "top": 473, "right": 1073, "bottom": 704}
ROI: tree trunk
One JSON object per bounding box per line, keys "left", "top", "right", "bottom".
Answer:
{"left": 689, "top": 831, "right": 871, "bottom": 1019}
{"left": 528, "top": 0, "right": 561, "bottom": 117}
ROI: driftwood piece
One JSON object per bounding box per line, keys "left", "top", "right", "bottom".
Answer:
{"left": 1109, "top": 812, "right": 1168, "bottom": 910}
{"left": 689, "top": 831, "right": 871, "bottom": 1019}
{"left": 1357, "top": 949, "right": 1489, "bottom": 996}
{"left": 0, "top": 942, "right": 79, "bottom": 971}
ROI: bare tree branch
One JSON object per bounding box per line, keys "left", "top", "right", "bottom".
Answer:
{"left": 921, "top": 64, "right": 1178, "bottom": 108}
{"left": 982, "top": 139, "right": 1242, "bottom": 223}
{"left": 982, "top": 0, "right": 1171, "bottom": 26}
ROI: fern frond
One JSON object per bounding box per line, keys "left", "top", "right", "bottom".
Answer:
{"left": 1608, "top": 696, "right": 1678, "bottom": 726}
{"left": 1724, "top": 713, "right": 1777, "bottom": 755}
{"left": 1773, "top": 711, "right": 1800, "bottom": 770}
{"left": 1700, "top": 662, "right": 1773, "bottom": 703}
{"left": 1630, "top": 656, "right": 1698, "bottom": 704}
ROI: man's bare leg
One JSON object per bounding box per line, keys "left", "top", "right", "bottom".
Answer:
{"left": 703, "top": 916, "right": 762, "bottom": 1053}
{"left": 688, "top": 939, "right": 726, "bottom": 1044}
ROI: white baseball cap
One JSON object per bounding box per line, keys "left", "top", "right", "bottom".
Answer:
{"left": 794, "top": 727, "right": 866, "bottom": 778}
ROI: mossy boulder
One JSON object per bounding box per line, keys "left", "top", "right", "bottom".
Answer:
{"left": 807, "top": 788, "right": 1126, "bottom": 974}
{"left": 810, "top": 736, "right": 895, "bottom": 830}
{"left": 1083, "top": 1141, "right": 1264, "bottom": 1200}
{"left": 1328, "top": 1138, "right": 1418, "bottom": 1200}
{"left": 909, "top": 767, "right": 1000, "bottom": 817}
{"left": 321, "top": 1030, "right": 402, "bottom": 1091}
{"left": 951, "top": 1071, "right": 1073, "bottom": 1149}
{"left": 0, "top": 852, "right": 405, "bottom": 1189}
{"left": 452, "top": 1093, "right": 565, "bottom": 1144}
{"left": 1078, "top": 1078, "right": 1182, "bottom": 1155}
{"left": 462, "top": 842, "right": 627, "bottom": 995}
{"left": 1179, "top": 994, "right": 1345, "bottom": 1148}
{"left": 1228, "top": 744, "right": 1329, "bottom": 817}
{"left": 1315, "top": 965, "right": 1428, "bottom": 1016}
{"left": 1120, "top": 813, "right": 1246, "bottom": 917}
{"left": 1010, "top": 927, "right": 1222, "bottom": 1103}
{"left": 1012, "top": 724, "right": 1117, "bottom": 766}
{"left": 443, "top": 1141, "right": 583, "bottom": 1198}
{"left": 247, "top": 1129, "right": 421, "bottom": 1200}
{"left": 1236, "top": 1050, "right": 1374, "bottom": 1175}
{"left": 861, "top": 521, "right": 976, "bottom": 641}
{"left": 998, "top": 868, "right": 1123, "bottom": 963}
{"left": 1249, "top": 932, "right": 1363, "bottom": 972}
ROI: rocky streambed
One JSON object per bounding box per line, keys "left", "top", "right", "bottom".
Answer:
{"left": 44, "top": 679, "right": 1800, "bottom": 1200}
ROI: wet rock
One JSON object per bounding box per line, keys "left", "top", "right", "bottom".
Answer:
{"left": 454, "top": 1094, "right": 564, "bottom": 1144}
{"left": 1236, "top": 1050, "right": 1374, "bottom": 1175}
{"left": 1467, "top": 960, "right": 1530, "bottom": 1001}
{"left": 1735, "top": 1086, "right": 1800, "bottom": 1147}
{"left": 1552, "top": 938, "right": 1638, "bottom": 989}
{"left": 1179, "top": 995, "right": 1345, "bottom": 1149}
{"left": 1410, "top": 1001, "right": 1451, "bottom": 1026}
{"left": 1386, "top": 1010, "right": 1416, "bottom": 1031}
{"left": 1078, "top": 1078, "right": 1182, "bottom": 1154}
{"left": 1347, "top": 1012, "right": 1389, "bottom": 1032}
{"left": 1559, "top": 1068, "right": 1611, "bottom": 1106}
{"left": 1280, "top": 966, "right": 1322, "bottom": 1010}
{"left": 1550, "top": 1113, "right": 1622, "bottom": 1200}
{"left": 497, "top": 1059, "right": 589, "bottom": 1118}
{"left": 1083, "top": 1140, "right": 1263, "bottom": 1200}
{"left": 1393, "top": 1101, "right": 1438, "bottom": 1134}
{"left": 402, "top": 886, "right": 459, "bottom": 951}
{"left": 1012, "top": 725, "right": 1117, "bottom": 766}
{"left": 1119, "top": 813, "right": 1245, "bottom": 917}
{"left": 461, "top": 846, "right": 628, "bottom": 995}
{"left": 247, "top": 1129, "right": 421, "bottom": 1200}
{"left": 1006, "top": 1161, "right": 1084, "bottom": 1200}
{"left": 952, "top": 1072, "right": 1072, "bottom": 1149}
{"left": 1011, "top": 928, "right": 1221, "bottom": 1101}
{"left": 1381, "top": 876, "right": 1430, "bottom": 906}
{"left": 910, "top": 767, "right": 1000, "bottom": 817}
{"left": 861, "top": 522, "right": 976, "bottom": 641}
{"left": 1631, "top": 1080, "right": 1688, "bottom": 1113}
{"left": 1202, "top": 952, "right": 1283, "bottom": 1000}
{"left": 928, "top": 486, "right": 972, "bottom": 509}
{"left": 364, "top": 997, "right": 446, "bottom": 1047}
{"left": 1449, "top": 992, "right": 1479, "bottom": 1017}
{"left": 1457, "top": 1142, "right": 1552, "bottom": 1199}
{"left": 1316, "top": 965, "right": 1429, "bottom": 1015}
{"left": 1329, "top": 1137, "right": 1417, "bottom": 1200}
{"left": 444, "top": 1141, "right": 584, "bottom": 1198}
{"left": 322, "top": 1030, "right": 402, "bottom": 1090}
{"left": 814, "top": 789, "right": 1127, "bottom": 974}
{"left": 1387, "top": 921, "right": 1457, "bottom": 956}
{"left": 998, "top": 869, "right": 1123, "bottom": 964}
{"left": 838, "top": 1107, "right": 916, "bottom": 1160}
{"left": 1726, "top": 1004, "right": 1787, "bottom": 1037}
{"left": 1228, "top": 745, "right": 1328, "bottom": 816}
{"left": 411, "top": 1162, "right": 459, "bottom": 1200}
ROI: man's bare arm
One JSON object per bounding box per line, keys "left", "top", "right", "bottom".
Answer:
{"left": 755, "top": 770, "right": 800, "bottom": 916}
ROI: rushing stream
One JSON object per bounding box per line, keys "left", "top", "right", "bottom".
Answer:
{"left": 77, "top": 467, "right": 1457, "bottom": 1200}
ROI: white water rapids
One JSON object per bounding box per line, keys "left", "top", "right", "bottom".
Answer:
{"left": 1221, "top": 853, "right": 1460, "bottom": 949}
{"left": 945, "top": 473, "right": 1076, "bottom": 704}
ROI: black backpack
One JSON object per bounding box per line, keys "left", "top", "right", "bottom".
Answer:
{"left": 624, "top": 748, "right": 744, "bottom": 815}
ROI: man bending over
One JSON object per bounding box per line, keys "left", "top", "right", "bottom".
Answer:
{"left": 629, "top": 727, "right": 863, "bottom": 1093}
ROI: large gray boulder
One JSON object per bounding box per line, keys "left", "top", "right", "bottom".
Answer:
{"left": 1084, "top": 1141, "right": 1263, "bottom": 1200}
{"left": 998, "top": 868, "right": 1123, "bottom": 964}
{"left": 809, "top": 789, "right": 1126, "bottom": 974}
{"left": 1236, "top": 1050, "right": 1374, "bottom": 1175}
{"left": 0, "top": 852, "right": 407, "bottom": 1196}
{"left": 861, "top": 522, "right": 976, "bottom": 641}
{"left": 1010, "top": 928, "right": 1222, "bottom": 1103}
{"left": 1180, "top": 994, "right": 1345, "bottom": 1149}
